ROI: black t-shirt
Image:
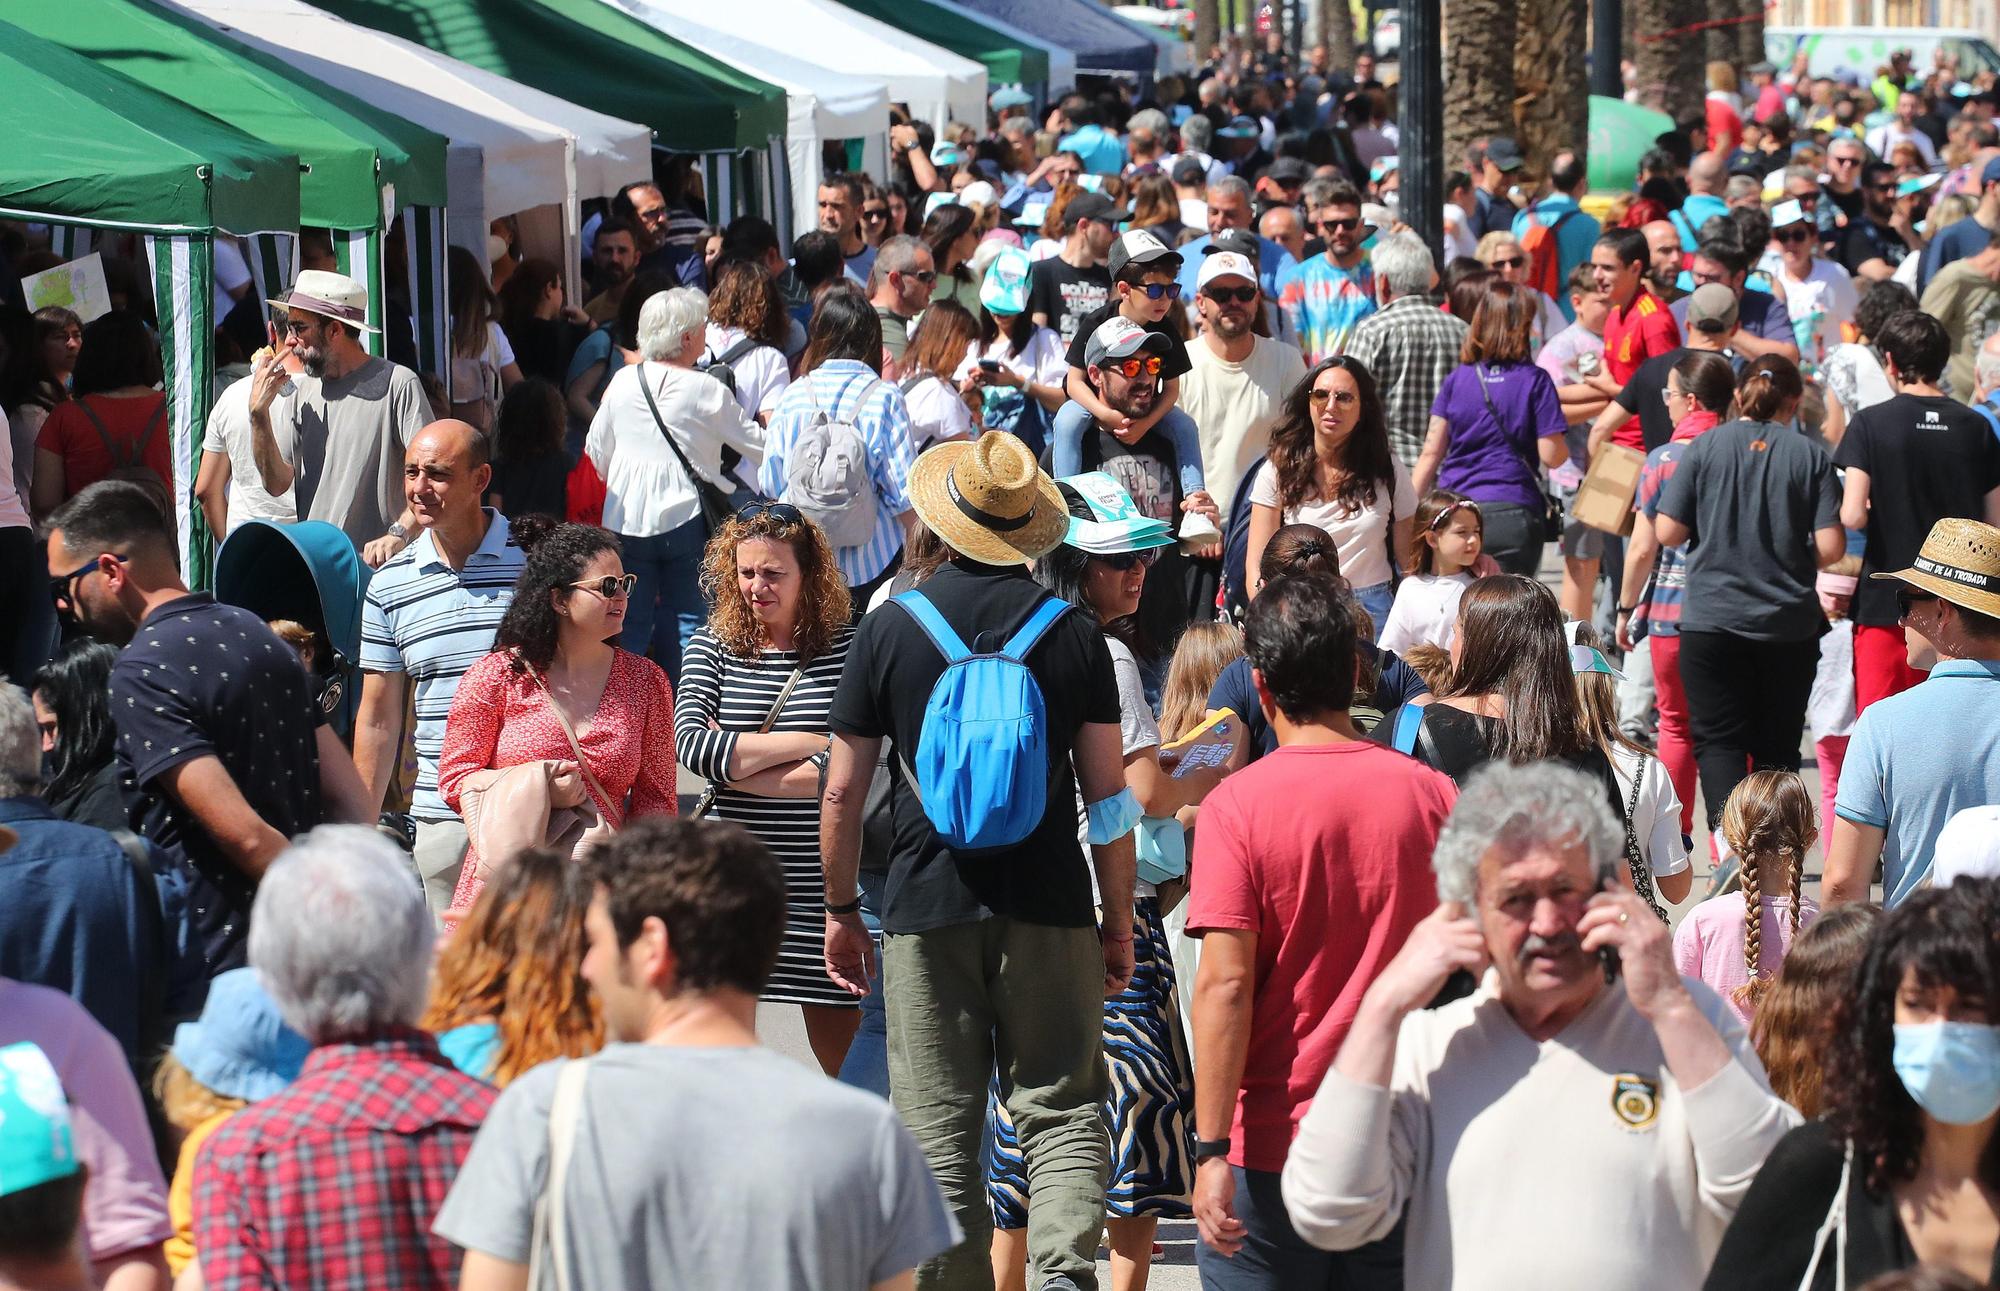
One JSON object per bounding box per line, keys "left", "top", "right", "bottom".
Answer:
{"left": 1833, "top": 392, "right": 2000, "bottom": 625}
{"left": 1062, "top": 300, "right": 1193, "bottom": 381}
{"left": 1027, "top": 257, "right": 1112, "bottom": 346}
{"left": 109, "top": 594, "right": 323, "bottom": 973}
{"left": 1837, "top": 216, "right": 1910, "bottom": 275}
{"left": 1615, "top": 345, "right": 1746, "bottom": 452}
{"left": 829, "top": 561, "right": 1119, "bottom": 934}
{"left": 1371, "top": 702, "right": 1622, "bottom": 808}
{"left": 1077, "top": 418, "right": 1195, "bottom": 657}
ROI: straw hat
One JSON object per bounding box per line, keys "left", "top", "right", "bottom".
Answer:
{"left": 1868, "top": 517, "right": 2000, "bottom": 619}
{"left": 265, "top": 269, "right": 379, "bottom": 334}
{"left": 907, "top": 432, "right": 1069, "bottom": 566}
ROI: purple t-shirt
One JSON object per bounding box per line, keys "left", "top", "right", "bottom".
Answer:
{"left": 1430, "top": 361, "right": 1567, "bottom": 510}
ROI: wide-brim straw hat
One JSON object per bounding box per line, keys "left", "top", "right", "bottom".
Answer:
{"left": 265, "top": 269, "right": 380, "bottom": 334}
{"left": 1869, "top": 517, "right": 2000, "bottom": 619}
{"left": 907, "top": 431, "right": 1070, "bottom": 566}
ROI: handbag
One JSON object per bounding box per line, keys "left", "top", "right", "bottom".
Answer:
{"left": 1472, "top": 363, "right": 1563, "bottom": 542}
{"left": 1620, "top": 753, "right": 1671, "bottom": 924}
{"left": 526, "top": 1057, "right": 591, "bottom": 1291}
{"left": 639, "top": 366, "right": 734, "bottom": 536}
{"left": 688, "top": 663, "right": 806, "bottom": 819}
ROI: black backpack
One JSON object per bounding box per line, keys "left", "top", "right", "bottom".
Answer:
{"left": 1219, "top": 464, "right": 1265, "bottom": 622}
{"left": 697, "top": 335, "right": 761, "bottom": 397}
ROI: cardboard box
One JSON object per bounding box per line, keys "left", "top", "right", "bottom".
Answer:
{"left": 1574, "top": 443, "right": 1646, "bottom": 536}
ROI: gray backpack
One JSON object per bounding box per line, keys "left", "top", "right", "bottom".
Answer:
{"left": 782, "top": 374, "right": 881, "bottom": 549}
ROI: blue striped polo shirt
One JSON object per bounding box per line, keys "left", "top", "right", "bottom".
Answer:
{"left": 759, "top": 360, "right": 916, "bottom": 587}
{"left": 359, "top": 510, "right": 525, "bottom": 818}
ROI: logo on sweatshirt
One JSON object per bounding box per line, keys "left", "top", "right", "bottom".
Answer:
{"left": 1611, "top": 1074, "right": 1660, "bottom": 1130}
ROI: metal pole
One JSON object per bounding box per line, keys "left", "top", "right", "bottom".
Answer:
{"left": 1398, "top": 0, "right": 1443, "bottom": 270}
{"left": 1590, "top": 0, "right": 1622, "bottom": 98}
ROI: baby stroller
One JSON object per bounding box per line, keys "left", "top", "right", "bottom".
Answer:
{"left": 213, "top": 520, "right": 371, "bottom": 740}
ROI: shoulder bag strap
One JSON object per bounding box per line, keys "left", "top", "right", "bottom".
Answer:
{"left": 1475, "top": 363, "right": 1551, "bottom": 492}
{"left": 1621, "top": 754, "right": 1671, "bottom": 924}
{"left": 1796, "top": 1138, "right": 1853, "bottom": 1291}
{"left": 638, "top": 367, "right": 718, "bottom": 493}
{"left": 689, "top": 663, "right": 805, "bottom": 820}
{"left": 527, "top": 1057, "right": 590, "bottom": 1291}
{"left": 717, "top": 336, "right": 760, "bottom": 367}
{"left": 524, "top": 661, "right": 619, "bottom": 815}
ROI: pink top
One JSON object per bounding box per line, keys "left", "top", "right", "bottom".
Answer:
{"left": 438, "top": 648, "right": 678, "bottom": 910}
{"left": 1671, "top": 892, "right": 1820, "bottom": 1027}
{"left": 0, "top": 979, "right": 171, "bottom": 1260}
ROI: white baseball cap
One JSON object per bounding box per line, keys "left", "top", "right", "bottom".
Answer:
{"left": 1933, "top": 805, "right": 2000, "bottom": 886}
{"left": 1196, "top": 251, "right": 1258, "bottom": 292}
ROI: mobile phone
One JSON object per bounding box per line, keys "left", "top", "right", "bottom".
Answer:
{"left": 977, "top": 359, "right": 1001, "bottom": 373}
{"left": 1598, "top": 877, "right": 1623, "bottom": 984}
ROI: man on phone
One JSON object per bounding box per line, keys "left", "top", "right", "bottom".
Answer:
{"left": 1277, "top": 762, "right": 1798, "bottom": 1287}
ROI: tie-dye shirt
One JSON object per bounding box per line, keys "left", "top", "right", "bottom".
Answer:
{"left": 1277, "top": 254, "right": 1377, "bottom": 364}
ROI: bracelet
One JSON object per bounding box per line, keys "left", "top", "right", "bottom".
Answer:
{"left": 1104, "top": 930, "right": 1134, "bottom": 942}
{"left": 1616, "top": 605, "right": 1635, "bottom": 616}
{"left": 824, "top": 896, "right": 862, "bottom": 916}
{"left": 1193, "top": 1137, "right": 1232, "bottom": 1163}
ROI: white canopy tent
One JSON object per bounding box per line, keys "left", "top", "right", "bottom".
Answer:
{"left": 168, "top": 0, "right": 652, "bottom": 304}
{"left": 600, "top": 0, "right": 984, "bottom": 134}
{"left": 929, "top": 0, "right": 1077, "bottom": 94}
{"left": 607, "top": 0, "right": 890, "bottom": 241}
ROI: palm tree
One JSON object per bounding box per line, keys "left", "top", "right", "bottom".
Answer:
{"left": 1514, "top": 0, "right": 1589, "bottom": 172}
{"left": 1735, "top": 0, "right": 1766, "bottom": 74}
{"left": 1443, "top": 0, "right": 1517, "bottom": 170}
{"left": 1629, "top": 0, "right": 1705, "bottom": 123}
{"left": 1195, "top": 0, "right": 1221, "bottom": 63}
{"left": 1321, "top": 0, "right": 1356, "bottom": 82}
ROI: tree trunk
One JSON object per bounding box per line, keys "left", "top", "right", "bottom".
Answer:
{"left": 1321, "top": 0, "right": 1357, "bottom": 80}
{"left": 1444, "top": 0, "right": 1517, "bottom": 171}
{"left": 1736, "top": 0, "right": 1766, "bottom": 76}
{"left": 1514, "top": 0, "right": 1589, "bottom": 174}
{"left": 1629, "top": 0, "right": 1704, "bottom": 124}
{"left": 1703, "top": 18, "right": 1733, "bottom": 68}
{"left": 1195, "top": 0, "right": 1221, "bottom": 64}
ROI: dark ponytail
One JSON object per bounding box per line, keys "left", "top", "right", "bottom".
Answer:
{"left": 1736, "top": 354, "right": 1803, "bottom": 423}
{"left": 1261, "top": 522, "right": 1344, "bottom": 584}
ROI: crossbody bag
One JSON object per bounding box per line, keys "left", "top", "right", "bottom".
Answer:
{"left": 1471, "top": 363, "right": 1563, "bottom": 541}
{"left": 639, "top": 369, "right": 734, "bottom": 536}
{"left": 688, "top": 662, "right": 806, "bottom": 819}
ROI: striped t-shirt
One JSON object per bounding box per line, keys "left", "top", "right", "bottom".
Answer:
{"left": 360, "top": 510, "right": 524, "bottom": 818}
{"left": 759, "top": 360, "right": 916, "bottom": 588}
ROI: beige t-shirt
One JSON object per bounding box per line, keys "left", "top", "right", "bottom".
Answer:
{"left": 273, "top": 356, "right": 433, "bottom": 546}
{"left": 1180, "top": 334, "right": 1308, "bottom": 517}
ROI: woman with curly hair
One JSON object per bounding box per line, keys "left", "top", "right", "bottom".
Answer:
{"left": 1704, "top": 880, "right": 2000, "bottom": 1289}
{"left": 422, "top": 847, "right": 603, "bottom": 1085}
{"left": 672, "top": 502, "right": 854, "bottom": 1072}
{"left": 1244, "top": 355, "right": 1416, "bottom": 631}
{"left": 438, "top": 517, "right": 677, "bottom": 918}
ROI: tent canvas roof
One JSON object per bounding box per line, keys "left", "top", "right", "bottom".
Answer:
{"left": 308, "top": 0, "right": 787, "bottom": 151}
{"left": 6, "top": 0, "right": 447, "bottom": 227}
{"left": 951, "top": 0, "right": 1155, "bottom": 73}
{"left": 0, "top": 18, "right": 299, "bottom": 232}
{"left": 829, "top": 0, "right": 1048, "bottom": 87}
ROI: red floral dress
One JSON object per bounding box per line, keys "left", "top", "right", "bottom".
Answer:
{"left": 438, "top": 648, "right": 678, "bottom": 912}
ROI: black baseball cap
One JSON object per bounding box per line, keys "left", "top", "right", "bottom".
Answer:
{"left": 1063, "top": 191, "right": 1133, "bottom": 228}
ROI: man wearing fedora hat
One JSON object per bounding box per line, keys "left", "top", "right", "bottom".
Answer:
{"left": 820, "top": 431, "right": 1137, "bottom": 1289}
{"left": 1826, "top": 518, "right": 2000, "bottom": 908}
{"left": 245, "top": 269, "right": 434, "bottom": 565}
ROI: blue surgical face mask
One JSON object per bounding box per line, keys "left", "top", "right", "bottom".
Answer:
{"left": 1892, "top": 1021, "right": 2000, "bottom": 1125}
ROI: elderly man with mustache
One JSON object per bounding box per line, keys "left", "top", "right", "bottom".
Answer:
{"left": 1279, "top": 761, "right": 1800, "bottom": 1291}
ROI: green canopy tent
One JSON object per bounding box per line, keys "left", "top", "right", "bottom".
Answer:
{"left": 831, "top": 0, "right": 1050, "bottom": 88}
{"left": 0, "top": 19, "right": 301, "bottom": 581}
{"left": 6, "top": 0, "right": 454, "bottom": 370}
{"left": 308, "top": 0, "right": 790, "bottom": 225}
{"left": 1588, "top": 96, "right": 1677, "bottom": 194}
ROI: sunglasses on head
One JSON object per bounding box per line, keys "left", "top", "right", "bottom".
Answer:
{"left": 1097, "top": 549, "right": 1159, "bottom": 571}
{"left": 571, "top": 573, "right": 638, "bottom": 599}
{"left": 1105, "top": 354, "right": 1163, "bottom": 378}
{"left": 1129, "top": 281, "right": 1182, "bottom": 301}
{"left": 1204, "top": 284, "right": 1258, "bottom": 304}
{"left": 734, "top": 500, "right": 805, "bottom": 525}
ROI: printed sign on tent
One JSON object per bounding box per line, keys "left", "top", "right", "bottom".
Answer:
{"left": 22, "top": 253, "right": 112, "bottom": 323}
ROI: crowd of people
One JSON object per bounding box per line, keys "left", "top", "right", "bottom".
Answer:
{"left": 5, "top": 27, "right": 2000, "bottom": 1291}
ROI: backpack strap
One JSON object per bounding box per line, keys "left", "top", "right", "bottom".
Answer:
{"left": 76, "top": 398, "right": 129, "bottom": 466}
{"left": 132, "top": 400, "right": 167, "bottom": 455}
{"left": 717, "top": 336, "right": 760, "bottom": 367}
{"left": 527, "top": 1056, "right": 589, "bottom": 1291}
{"left": 1000, "top": 597, "right": 1070, "bottom": 660}
{"left": 892, "top": 589, "right": 972, "bottom": 664}
{"left": 112, "top": 830, "right": 168, "bottom": 1064}
{"left": 1389, "top": 703, "right": 1426, "bottom": 756}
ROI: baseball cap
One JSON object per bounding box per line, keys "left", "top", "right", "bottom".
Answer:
{"left": 1748, "top": 60, "right": 1776, "bottom": 76}
{"left": 1686, "top": 282, "right": 1740, "bottom": 334}
{"left": 990, "top": 85, "right": 1033, "bottom": 112}
{"left": 1171, "top": 156, "right": 1207, "bottom": 186}
{"left": 1208, "top": 228, "right": 1262, "bottom": 263}
{"left": 1933, "top": 805, "right": 2000, "bottom": 886}
{"left": 1263, "top": 157, "right": 1309, "bottom": 186}
{"left": 980, "top": 246, "right": 1034, "bottom": 317}
{"left": 1769, "top": 198, "right": 1811, "bottom": 229}
{"left": 0, "top": 1043, "right": 77, "bottom": 1199}
{"left": 931, "top": 141, "right": 964, "bottom": 167}
{"left": 1218, "top": 114, "right": 1260, "bottom": 139}
{"left": 1107, "top": 229, "right": 1182, "bottom": 280}
{"left": 958, "top": 180, "right": 999, "bottom": 210}
{"left": 1063, "top": 191, "right": 1132, "bottom": 228}
{"left": 1085, "top": 316, "right": 1170, "bottom": 368}
{"left": 1197, "top": 250, "right": 1259, "bottom": 292}
{"left": 1484, "top": 137, "right": 1526, "bottom": 172}
{"left": 1981, "top": 155, "right": 2000, "bottom": 187}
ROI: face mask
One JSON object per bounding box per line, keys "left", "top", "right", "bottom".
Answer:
{"left": 1892, "top": 1021, "right": 2000, "bottom": 1125}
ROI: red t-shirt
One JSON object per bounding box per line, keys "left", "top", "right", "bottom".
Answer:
{"left": 35, "top": 392, "right": 171, "bottom": 496}
{"left": 1705, "top": 97, "right": 1744, "bottom": 158}
{"left": 1602, "top": 288, "right": 1681, "bottom": 386}
{"left": 1186, "top": 741, "right": 1458, "bottom": 1171}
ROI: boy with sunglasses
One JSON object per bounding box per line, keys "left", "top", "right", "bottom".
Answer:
{"left": 1051, "top": 231, "right": 1211, "bottom": 528}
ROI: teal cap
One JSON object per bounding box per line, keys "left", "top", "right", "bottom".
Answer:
{"left": 0, "top": 1043, "right": 78, "bottom": 1197}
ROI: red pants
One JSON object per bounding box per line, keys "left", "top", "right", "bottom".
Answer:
{"left": 1649, "top": 633, "right": 1697, "bottom": 837}
{"left": 1816, "top": 735, "right": 1849, "bottom": 846}
{"left": 1853, "top": 623, "right": 1922, "bottom": 714}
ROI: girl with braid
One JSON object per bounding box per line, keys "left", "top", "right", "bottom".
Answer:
{"left": 1672, "top": 771, "right": 1822, "bottom": 1025}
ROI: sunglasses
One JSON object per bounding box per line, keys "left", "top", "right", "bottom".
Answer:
{"left": 1097, "top": 549, "right": 1159, "bottom": 570}
{"left": 1314, "top": 216, "right": 1362, "bottom": 233}
{"left": 1829, "top": 155, "right": 1862, "bottom": 166}
{"left": 734, "top": 500, "right": 805, "bottom": 525}
{"left": 48, "top": 553, "right": 127, "bottom": 611}
{"left": 1130, "top": 282, "right": 1182, "bottom": 302}
{"left": 861, "top": 208, "right": 889, "bottom": 222}
{"left": 1106, "top": 354, "right": 1163, "bottom": 378}
{"left": 1308, "top": 388, "right": 1360, "bottom": 408}
{"left": 904, "top": 269, "right": 937, "bottom": 283}
{"left": 1203, "top": 285, "right": 1258, "bottom": 304}
{"left": 1776, "top": 226, "right": 1817, "bottom": 243}
{"left": 1489, "top": 255, "right": 1525, "bottom": 269}
{"left": 1897, "top": 587, "right": 1939, "bottom": 618}
{"left": 571, "top": 573, "right": 638, "bottom": 599}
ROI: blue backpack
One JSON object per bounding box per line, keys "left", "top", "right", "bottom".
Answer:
{"left": 892, "top": 589, "right": 1072, "bottom": 852}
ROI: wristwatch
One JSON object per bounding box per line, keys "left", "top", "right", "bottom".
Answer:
{"left": 824, "top": 895, "right": 863, "bottom": 916}
{"left": 386, "top": 521, "right": 409, "bottom": 540}
{"left": 1193, "top": 1137, "right": 1232, "bottom": 1164}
